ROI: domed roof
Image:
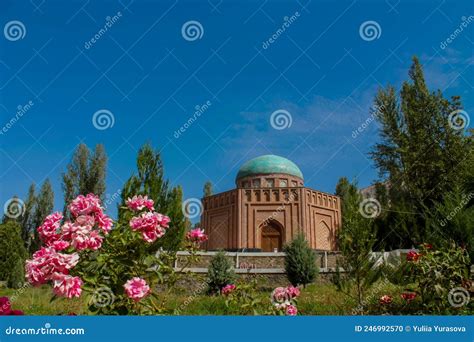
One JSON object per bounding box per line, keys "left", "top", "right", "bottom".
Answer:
{"left": 236, "top": 155, "right": 303, "bottom": 180}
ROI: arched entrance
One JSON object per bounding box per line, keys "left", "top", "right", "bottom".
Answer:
{"left": 260, "top": 221, "right": 283, "bottom": 252}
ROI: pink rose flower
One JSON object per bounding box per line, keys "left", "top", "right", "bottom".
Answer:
{"left": 285, "top": 304, "right": 298, "bottom": 316}
{"left": 0, "top": 297, "right": 11, "bottom": 315}
{"left": 95, "top": 212, "right": 113, "bottom": 234}
{"left": 286, "top": 286, "right": 300, "bottom": 299}
{"left": 156, "top": 213, "right": 170, "bottom": 228}
{"left": 221, "top": 284, "right": 236, "bottom": 296}
{"left": 52, "top": 273, "right": 83, "bottom": 298}
{"left": 86, "top": 230, "right": 103, "bottom": 250}
{"left": 0, "top": 297, "right": 23, "bottom": 316}
{"left": 142, "top": 226, "right": 165, "bottom": 243}
{"left": 75, "top": 215, "right": 95, "bottom": 227}
{"left": 272, "top": 287, "right": 289, "bottom": 303}
{"left": 37, "top": 212, "right": 63, "bottom": 244}
{"left": 186, "top": 228, "right": 208, "bottom": 243}
{"left": 69, "top": 194, "right": 102, "bottom": 217}
{"left": 129, "top": 212, "right": 169, "bottom": 243}
{"left": 401, "top": 292, "right": 417, "bottom": 302}
{"left": 51, "top": 240, "right": 70, "bottom": 251}
{"left": 379, "top": 295, "right": 392, "bottom": 305}
{"left": 70, "top": 225, "right": 93, "bottom": 251}
{"left": 124, "top": 277, "right": 150, "bottom": 302}
{"left": 126, "top": 195, "right": 155, "bottom": 212}
{"left": 25, "top": 248, "right": 79, "bottom": 286}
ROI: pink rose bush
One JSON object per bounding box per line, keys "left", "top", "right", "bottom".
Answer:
{"left": 24, "top": 193, "right": 210, "bottom": 315}
{"left": 271, "top": 285, "right": 301, "bottom": 315}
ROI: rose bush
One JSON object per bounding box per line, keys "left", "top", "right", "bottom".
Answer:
{"left": 368, "top": 243, "right": 471, "bottom": 314}
{"left": 25, "top": 194, "right": 207, "bottom": 315}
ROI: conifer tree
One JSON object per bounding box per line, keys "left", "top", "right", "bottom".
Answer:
{"left": 20, "top": 183, "right": 36, "bottom": 247}
{"left": 203, "top": 181, "right": 213, "bottom": 197}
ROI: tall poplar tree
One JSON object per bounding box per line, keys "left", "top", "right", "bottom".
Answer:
{"left": 30, "top": 179, "right": 54, "bottom": 252}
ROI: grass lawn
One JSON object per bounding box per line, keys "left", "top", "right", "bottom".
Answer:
{"left": 0, "top": 282, "right": 361, "bottom": 315}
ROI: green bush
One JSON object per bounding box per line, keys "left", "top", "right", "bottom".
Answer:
{"left": 283, "top": 233, "right": 318, "bottom": 287}
{"left": 393, "top": 243, "right": 471, "bottom": 314}
{"left": 0, "top": 221, "right": 28, "bottom": 288}
{"left": 207, "top": 251, "right": 235, "bottom": 294}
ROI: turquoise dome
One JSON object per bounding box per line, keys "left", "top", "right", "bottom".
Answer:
{"left": 236, "top": 155, "right": 303, "bottom": 180}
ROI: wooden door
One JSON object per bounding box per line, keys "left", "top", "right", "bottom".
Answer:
{"left": 261, "top": 224, "right": 282, "bottom": 252}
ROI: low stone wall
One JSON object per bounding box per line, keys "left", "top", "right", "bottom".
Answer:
{"left": 174, "top": 250, "right": 343, "bottom": 274}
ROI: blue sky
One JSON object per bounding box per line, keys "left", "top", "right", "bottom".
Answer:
{"left": 1, "top": 0, "right": 473, "bottom": 220}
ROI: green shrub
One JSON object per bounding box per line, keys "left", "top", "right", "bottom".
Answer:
{"left": 392, "top": 243, "right": 471, "bottom": 314}
{"left": 207, "top": 251, "right": 235, "bottom": 294}
{"left": 0, "top": 221, "right": 28, "bottom": 288}
{"left": 283, "top": 233, "right": 318, "bottom": 287}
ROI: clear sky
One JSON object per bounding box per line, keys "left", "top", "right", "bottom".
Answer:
{"left": 1, "top": 0, "right": 473, "bottom": 220}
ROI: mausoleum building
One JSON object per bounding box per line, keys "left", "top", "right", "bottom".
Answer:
{"left": 201, "top": 155, "right": 341, "bottom": 252}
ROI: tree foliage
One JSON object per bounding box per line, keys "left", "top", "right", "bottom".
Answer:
{"left": 0, "top": 221, "right": 28, "bottom": 288}
{"left": 283, "top": 233, "right": 318, "bottom": 287}
{"left": 62, "top": 144, "right": 107, "bottom": 218}
{"left": 207, "top": 250, "right": 235, "bottom": 294}
{"left": 30, "top": 179, "right": 54, "bottom": 252}
{"left": 335, "top": 179, "right": 381, "bottom": 307}
{"left": 203, "top": 181, "right": 213, "bottom": 197}
{"left": 370, "top": 57, "right": 473, "bottom": 249}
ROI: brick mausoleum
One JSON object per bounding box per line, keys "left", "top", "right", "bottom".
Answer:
{"left": 201, "top": 155, "right": 341, "bottom": 252}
